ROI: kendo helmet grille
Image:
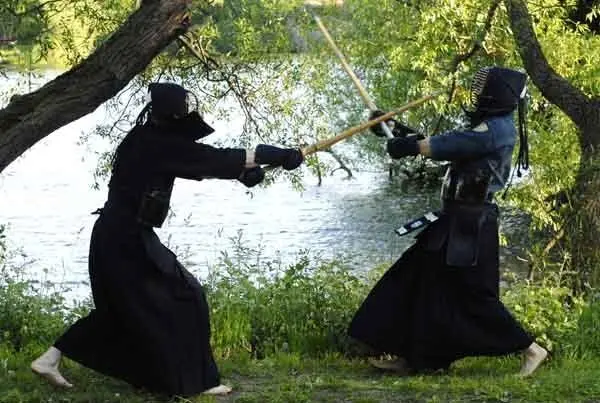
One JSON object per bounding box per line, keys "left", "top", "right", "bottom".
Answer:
{"left": 470, "top": 67, "right": 491, "bottom": 108}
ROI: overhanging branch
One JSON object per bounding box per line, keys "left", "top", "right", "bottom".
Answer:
{"left": 0, "top": 0, "right": 193, "bottom": 173}
{"left": 504, "top": 0, "right": 593, "bottom": 135}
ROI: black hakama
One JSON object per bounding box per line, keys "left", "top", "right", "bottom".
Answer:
{"left": 348, "top": 205, "right": 532, "bottom": 372}
{"left": 54, "top": 122, "right": 247, "bottom": 396}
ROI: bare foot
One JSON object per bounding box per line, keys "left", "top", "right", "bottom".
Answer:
{"left": 31, "top": 347, "right": 73, "bottom": 388}
{"left": 368, "top": 357, "right": 411, "bottom": 374}
{"left": 519, "top": 342, "right": 548, "bottom": 377}
{"left": 31, "top": 358, "right": 73, "bottom": 388}
{"left": 203, "top": 384, "right": 232, "bottom": 395}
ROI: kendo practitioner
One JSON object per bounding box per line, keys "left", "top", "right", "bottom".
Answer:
{"left": 31, "top": 82, "right": 304, "bottom": 396}
{"left": 348, "top": 67, "right": 548, "bottom": 377}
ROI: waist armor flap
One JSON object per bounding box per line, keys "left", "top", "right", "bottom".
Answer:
{"left": 137, "top": 181, "right": 174, "bottom": 228}
{"left": 445, "top": 203, "right": 486, "bottom": 267}
{"left": 437, "top": 165, "right": 493, "bottom": 267}
{"left": 440, "top": 165, "right": 491, "bottom": 206}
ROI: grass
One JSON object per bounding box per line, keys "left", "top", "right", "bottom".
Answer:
{"left": 2, "top": 350, "right": 600, "bottom": 403}
{"left": 1, "top": 238, "right": 598, "bottom": 402}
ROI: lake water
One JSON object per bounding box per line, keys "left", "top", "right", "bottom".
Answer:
{"left": 0, "top": 73, "right": 527, "bottom": 301}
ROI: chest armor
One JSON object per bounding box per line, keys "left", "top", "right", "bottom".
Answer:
{"left": 440, "top": 165, "right": 491, "bottom": 206}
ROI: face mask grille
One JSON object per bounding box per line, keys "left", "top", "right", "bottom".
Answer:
{"left": 470, "top": 67, "right": 490, "bottom": 108}
{"left": 185, "top": 91, "right": 200, "bottom": 115}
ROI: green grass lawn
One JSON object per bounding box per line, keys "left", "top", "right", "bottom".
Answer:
{"left": 2, "top": 351, "right": 599, "bottom": 403}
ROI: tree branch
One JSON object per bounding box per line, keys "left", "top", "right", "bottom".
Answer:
{"left": 504, "top": 0, "right": 600, "bottom": 150}
{"left": 325, "top": 149, "right": 353, "bottom": 178}
{"left": 0, "top": 0, "right": 193, "bottom": 173}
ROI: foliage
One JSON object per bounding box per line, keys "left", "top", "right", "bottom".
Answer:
{"left": 2, "top": 3, "right": 600, "bottom": 401}
{"left": 0, "top": 281, "right": 68, "bottom": 351}
{"left": 304, "top": 0, "right": 599, "bottom": 287}
{"left": 0, "top": 234, "right": 599, "bottom": 400}
{"left": 501, "top": 282, "right": 586, "bottom": 353}
{"left": 210, "top": 0, "right": 307, "bottom": 57}
{"left": 197, "top": 0, "right": 600, "bottom": 291}
{"left": 1, "top": 237, "right": 595, "bottom": 363}
{"left": 565, "top": 299, "right": 600, "bottom": 359}
{"left": 0, "top": 0, "right": 136, "bottom": 68}
{"left": 0, "top": 224, "right": 6, "bottom": 265}
{"left": 205, "top": 241, "right": 368, "bottom": 358}
{"left": 0, "top": 229, "right": 369, "bottom": 359}
{"left": 564, "top": 152, "right": 600, "bottom": 289}
{"left": 0, "top": 0, "right": 52, "bottom": 65}
{"left": 0, "top": 229, "right": 91, "bottom": 352}
{"left": 2, "top": 0, "right": 600, "bottom": 285}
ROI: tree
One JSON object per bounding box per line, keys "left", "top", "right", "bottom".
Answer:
{"left": 1, "top": 0, "right": 351, "bottom": 184}
{"left": 0, "top": 0, "right": 192, "bottom": 173}
{"left": 506, "top": 0, "right": 600, "bottom": 289}
{"left": 2, "top": 0, "right": 599, "bottom": 288}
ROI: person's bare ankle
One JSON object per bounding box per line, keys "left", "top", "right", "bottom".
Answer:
{"left": 519, "top": 342, "right": 548, "bottom": 377}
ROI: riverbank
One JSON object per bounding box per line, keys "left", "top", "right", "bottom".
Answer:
{"left": 2, "top": 351, "right": 600, "bottom": 402}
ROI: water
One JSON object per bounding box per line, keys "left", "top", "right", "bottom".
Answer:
{"left": 0, "top": 74, "right": 527, "bottom": 301}
{"left": 0, "top": 107, "right": 445, "bottom": 297}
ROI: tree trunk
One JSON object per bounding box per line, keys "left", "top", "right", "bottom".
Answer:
{"left": 0, "top": 0, "right": 193, "bottom": 173}
{"left": 505, "top": 0, "right": 600, "bottom": 288}
{"left": 566, "top": 146, "right": 600, "bottom": 290}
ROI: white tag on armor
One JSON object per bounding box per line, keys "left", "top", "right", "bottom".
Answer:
{"left": 472, "top": 122, "right": 489, "bottom": 133}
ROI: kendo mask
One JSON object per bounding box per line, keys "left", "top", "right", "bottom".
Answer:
{"left": 467, "top": 67, "right": 530, "bottom": 178}
{"left": 465, "top": 66, "right": 527, "bottom": 120}
{"left": 139, "top": 82, "right": 215, "bottom": 141}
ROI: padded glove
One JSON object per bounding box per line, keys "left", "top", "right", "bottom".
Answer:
{"left": 386, "top": 134, "right": 423, "bottom": 159}
{"left": 255, "top": 144, "right": 304, "bottom": 170}
{"left": 238, "top": 166, "right": 265, "bottom": 187}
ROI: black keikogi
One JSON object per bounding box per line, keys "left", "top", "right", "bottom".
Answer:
{"left": 54, "top": 83, "right": 249, "bottom": 396}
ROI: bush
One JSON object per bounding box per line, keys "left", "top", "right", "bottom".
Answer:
{"left": 0, "top": 280, "right": 69, "bottom": 351}
{"left": 0, "top": 226, "right": 91, "bottom": 352}
{"left": 564, "top": 299, "right": 600, "bottom": 359}
{"left": 502, "top": 283, "right": 586, "bottom": 353}
{"left": 206, "top": 250, "right": 369, "bottom": 358}
{"left": 0, "top": 225, "right": 72, "bottom": 351}
{"left": 1, "top": 220, "right": 598, "bottom": 363}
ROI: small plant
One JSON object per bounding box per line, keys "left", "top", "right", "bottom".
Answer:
{"left": 0, "top": 225, "right": 87, "bottom": 352}
{"left": 502, "top": 282, "right": 586, "bottom": 353}
{"left": 0, "top": 280, "right": 70, "bottom": 351}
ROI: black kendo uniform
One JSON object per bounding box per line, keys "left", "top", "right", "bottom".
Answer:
{"left": 53, "top": 83, "right": 302, "bottom": 396}
{"left": 349, "top": 67, "right": 534, "bottom": 373}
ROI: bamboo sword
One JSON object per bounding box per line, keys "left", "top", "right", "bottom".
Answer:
{"left": 313, "top": 14, "right": 395, "bottom": 139}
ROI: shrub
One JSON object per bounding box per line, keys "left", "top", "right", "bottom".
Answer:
{"left": 502, "top": 283, "right": 586, "bottom": 353}
{"left": 206, "top": 250, "right": 369, "bottom": 358}
{"left": 0, "top": 280, "right": 69, "bottom": 351}
{"left": 563, "top": 299, "right": 600, "bottom": 359}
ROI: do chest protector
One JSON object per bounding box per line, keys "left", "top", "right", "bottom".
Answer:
{"left": 440, "top": 165, "right": 492, "bottom": 206}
